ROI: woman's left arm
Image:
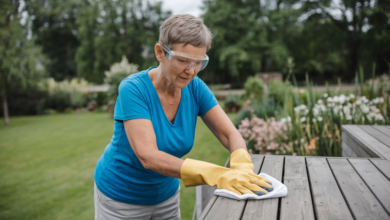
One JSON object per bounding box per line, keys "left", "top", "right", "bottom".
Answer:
{"left": 201, "top": 104, "right": 246, "bottom": 153}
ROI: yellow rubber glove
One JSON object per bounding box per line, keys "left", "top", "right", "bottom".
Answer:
{"left": 180, "top": 158, "right": 271, "bottom": 196}
{"left": 230, "top": 149, "right": 273, "bottom": 191}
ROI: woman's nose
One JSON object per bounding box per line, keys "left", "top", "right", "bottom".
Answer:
{"left": 186, "top": 63, "right": 197, "bottom": 75}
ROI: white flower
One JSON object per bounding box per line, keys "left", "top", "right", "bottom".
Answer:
{"left": 301, "top": 138, "right": 305, "bottom": 143}
{"left": 338, "top": 95, "right": 346, "bottom": 104}
{"left": 317, "top": 116, "right": 323, "bottom": 121}
{"left": 346, "top": 114, "right": 352, "bottom": 120}
{"left": 356, "top": 100, "right": 362, "bottom": 105}
{"left": 281, "top": 118, "right": 287, "bottom": 123}
{"left": 312, "top": 118, "right": 317, "bottom": 123}
{"left": 327, "top": 97, "right": 333, "bottom": 102}
{"left": 349, "top": 94, "right": 355, "bottom": 99}
{"left": 287, "top": 116, "right": 291, "bottom": 122}
{"left": 300, "top": 117, "right": 306, "bottom": 122}
{"left": 323, "top": 93, "right": 328, "bottom": 98}
{"left": 361, "top": 105, "right": 370, "bottom": 114}
{"left": 317, "top": 99, "right": 323, "bottom": 104}
{"left": 379, "top": 97, "right": 384, "bottom": 103}
{"left": 375, "top": 114, "right": 384, "bottom": 121}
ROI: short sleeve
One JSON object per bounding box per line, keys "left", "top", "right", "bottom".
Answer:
{"left": 193, "top": 76, "right": 219, "bottom": 117}
{"left": 114, "top": 78, "right": 151, "bottom": 121}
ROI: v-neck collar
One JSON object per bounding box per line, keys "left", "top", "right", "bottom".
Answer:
{"left": 145, "top": 67, "right": 184, "bottom": 127}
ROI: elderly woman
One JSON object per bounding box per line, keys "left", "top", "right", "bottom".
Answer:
{"left": 94, "top": 14, "right": 273, "bottom": 220}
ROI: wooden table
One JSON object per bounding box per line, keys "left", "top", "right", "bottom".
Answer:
{"left": 342, "top": 125, "right": 390, "bottom": 160}
{"left": 199, "top": 155, "right": 390, "bottom": 220}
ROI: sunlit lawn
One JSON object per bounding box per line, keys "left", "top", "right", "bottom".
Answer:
{"left": 0, "top": 111, "right": 233, "bottom": 220}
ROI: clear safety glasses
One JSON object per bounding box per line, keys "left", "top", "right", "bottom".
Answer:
{"left": 159, "top": 40, "right": 209, "bottom": 72}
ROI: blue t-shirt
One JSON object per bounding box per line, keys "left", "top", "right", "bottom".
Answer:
{"left": 94, "top": 67, "right": 218, "bottom": 205}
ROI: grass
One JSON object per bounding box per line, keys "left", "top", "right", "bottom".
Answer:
{"left": 0, "top": 112, "right": 233, "bottom": 220}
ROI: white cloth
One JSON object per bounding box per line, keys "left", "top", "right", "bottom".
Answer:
{"left": 214, "top": 173, "right": 288, "bottom": 200}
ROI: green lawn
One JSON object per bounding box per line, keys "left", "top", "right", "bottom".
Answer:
{"left": 0, "top": 112, "right": 233, "bottom": 220}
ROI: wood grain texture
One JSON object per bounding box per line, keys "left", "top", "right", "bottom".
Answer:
{"left": 201, "top": 155, "right": 265, "bottom": 220}
{"left": 306, "top": 158, "right": 353, "bottom": 220}
{"left": 342, "top": 132, "right": 372, "bottom": 157}
{"left": 280, "top": 156, "right": 315, "bottom": 220}
{"left": 342, "top": 141, "right": 353, "bottom": 157}
{"left": 328, "top": 159, "right": 390, "bottom": 220}
{"left": 373, "top": 126, "right": 390, "bottom": 138}
{"left": 350, "top": 159, "right": 390, "bottom": 215}
{"left": 370, "top": 159, "right": 390, "bottom": 180}
{"left": 342, "top": 125, "right": 390, "bottom": 160}
{"left": 198, "top": 195, "right": 217, "bottom": 220}
{"left": 359, "top": 125, "right": 390, "bottom": 148}
{"left": 242, "top": 156, "right": 284, "bottom": 220}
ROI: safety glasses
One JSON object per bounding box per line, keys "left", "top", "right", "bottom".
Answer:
{"left": 158, "top": 40, "right": 209, "bottom": 72}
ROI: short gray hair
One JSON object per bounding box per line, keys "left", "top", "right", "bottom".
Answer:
{"left": 159, "top": 14, "right": 212, "bottom": 51}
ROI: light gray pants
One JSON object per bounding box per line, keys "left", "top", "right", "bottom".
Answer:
{"left": 94, "top": 183, "right": 181, "bottom": 220}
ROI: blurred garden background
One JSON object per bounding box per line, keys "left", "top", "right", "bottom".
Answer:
{"left": 1, "top": 0, "right": 390, "bottom": 219}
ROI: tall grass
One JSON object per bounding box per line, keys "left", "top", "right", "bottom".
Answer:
{"left": 237, "top": 68, "right": 389, "bottom": 156}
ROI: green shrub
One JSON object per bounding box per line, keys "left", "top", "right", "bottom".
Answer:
{"left": 104, "top": 56, "right": 139, "bottom": 102}
{"left": 243, "top": 76, "right": 264, "bottom": 101}
{"left": 234, "top": 97, "right": 284, "bottom": 127}
{"left": 224, "top": 94, "right": 242, "bottom": 112}
{"left": 268, "top": 80, "right": 293, "bottom": 105}
{"left": 38, "top": 78, "right": 91, "bottom": 113}
{"left": 0, "top": 89, "right": 47, "bottom": 116}
{"left": 38, "top": 89, "right": 87, "bottom": 113}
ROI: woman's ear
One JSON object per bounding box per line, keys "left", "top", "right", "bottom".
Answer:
{"left": 155, "top": 44, "right": 164, "bottom": 62}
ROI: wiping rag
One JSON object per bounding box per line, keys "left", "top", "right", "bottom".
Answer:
{"left": 214, "top": 173, "right": 288, "bottom": 200}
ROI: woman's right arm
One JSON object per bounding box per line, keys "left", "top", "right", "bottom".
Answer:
{"left": 124, "top": 118, "right": 184, "bottom": 178}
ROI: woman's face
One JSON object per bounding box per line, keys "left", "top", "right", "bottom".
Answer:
{"left": 157, "top": 43, "right": 207, "bottom": 89}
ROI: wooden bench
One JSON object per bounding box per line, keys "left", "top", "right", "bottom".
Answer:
{"left": 342, "top": 125, "right": 390, "bottom": 160}
{"left": 197, "top": 155, "right": 390, "bottom": 220}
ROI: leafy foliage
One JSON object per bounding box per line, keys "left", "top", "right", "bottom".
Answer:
{"left": 0, "top": 0, "right": 47, "bottom": 124}
{"left": 76, "top": 0, "right": 170, "bottom": 83}
{"left": 104, "top": 56, "right": 139, "bottom": 102}
{"left": 243, "top": 76, "right": 265, "bottom": 101}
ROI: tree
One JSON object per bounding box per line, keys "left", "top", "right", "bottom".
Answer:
{"left": 304, "top": 0, "right": 390, "bottom": 80}
{"left": 76, "top": 0, "right": 171, "bottom": 84}
{"left": 24, "top": 0, "right": 80, "bottom": 81}
{"left": 201, "top": 0, "right": 303, "bottom": 85}
{"left": 0, "top": 0, "right": 46, "bottom": 125}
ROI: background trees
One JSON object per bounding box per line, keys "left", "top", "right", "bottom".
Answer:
{"left": 1, "top": 0, "right": 389, "bottom": 124}
{"left": 1, "top": 0, "right": 46, "bottom": 125}
{"left": 75, "top": 0, "right": 170, "bottom": 83}
{"left": 200, "top": 0, "right": 390, "bottom": 85}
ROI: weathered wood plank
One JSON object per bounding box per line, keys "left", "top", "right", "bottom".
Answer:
{"left": 342, "top": 125, "right": 390, "bottom": 160}
{"left": 360, "top": 125, "right": 390, "bottom": 148}
{"left": 350, "top": 159, "right": 390, "bottom": 215}
{"left": 342, "top": 131, "right": 373, "bottom": 157}
{"left": 373, "top": 125, "right": 390, "bottom": 138}
{"left": 342, "top": 141, "right": 360, "bottom": 157}
{"left": 198, "top": 157, "right": 232, "bottom": 219}
{"left": 201, "top": 155, "right": 265, "bottom": 220}
{"left": 328, "top": 159, "right": 390, "bottom": 220}
{"left": 242, "top": 156, "right": 284, "bottom": 220}
{"left": 280, "top": 157, "right": 315, "bottom": 220}
{"left": 342, "top": 141, "right": 353, "bottom": 157}
{"left": 306, "top": 158, "right": 353, "bottom": 220}
{"left": 369, "top": 159, "right": 390, "bottom": 181}
{"left": 342, "top": 149, "right": 348, "bottom": 157}
{"left": 198, "top": 195, "right": 217, "bottom": 220}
